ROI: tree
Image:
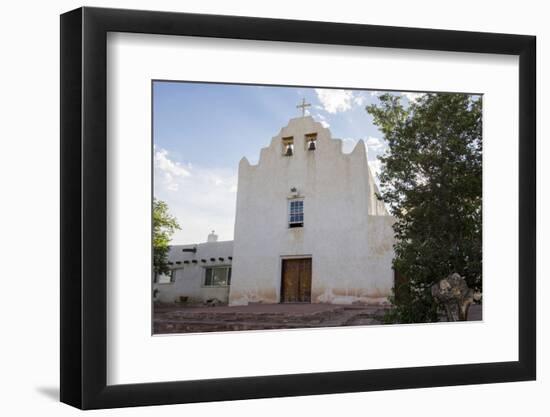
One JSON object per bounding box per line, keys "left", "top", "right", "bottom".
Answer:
{"left": 366, "top": 93, "right": 482, "bottom": 323}
{"left": 153, "top": 198, "right": 181, "bottom": 276}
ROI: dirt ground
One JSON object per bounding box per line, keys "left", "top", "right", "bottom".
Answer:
{"left": 153, "top": 303, "right": 482, "bottom": 334}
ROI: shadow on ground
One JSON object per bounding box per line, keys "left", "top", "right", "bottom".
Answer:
{"left": 36, "top": 386, "right": 59, "bottom": 401}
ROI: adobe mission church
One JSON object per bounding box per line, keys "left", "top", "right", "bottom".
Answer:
{"left": 154, "top": 101, "right": 396, "bottom": 306}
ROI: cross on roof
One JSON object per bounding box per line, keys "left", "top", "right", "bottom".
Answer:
{"left": 296, "top": 98, "right": 311, "bottom": 117}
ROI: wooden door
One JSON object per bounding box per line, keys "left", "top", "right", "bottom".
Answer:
{"left": 281, "top": 258, "right": 312, "bottom": 303}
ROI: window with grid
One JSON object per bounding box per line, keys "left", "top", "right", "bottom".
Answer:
{"left": 289, "top": 199, "right": 304, "bottom": 228}
{"left": 204, "top": 267, "right": 232, "bottom": 287}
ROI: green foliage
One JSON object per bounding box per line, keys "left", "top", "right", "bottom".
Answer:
{"left": 367, "top": 93, "right": 482, "bottom": 323}
{"left": 153, "top": 198, "right": 181, "bottom": 276}
{"left": 383, "top": 287, "right": 439, "bottom": 324}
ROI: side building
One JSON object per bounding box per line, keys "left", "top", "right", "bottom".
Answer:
{"left": 153, "top": 231, "right": 233, "bottom": 304}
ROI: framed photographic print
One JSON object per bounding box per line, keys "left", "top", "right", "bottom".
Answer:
{"left": 60, "top": 6, "right": 536, "bottom": 410}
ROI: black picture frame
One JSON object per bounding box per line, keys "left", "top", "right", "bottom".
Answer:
{"left": 60, "top": 6, "right": 536, "bottom": 410}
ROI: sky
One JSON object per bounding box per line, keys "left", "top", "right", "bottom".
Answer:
{"left": 153, "top": 81, "right": 423, "bottom": 245}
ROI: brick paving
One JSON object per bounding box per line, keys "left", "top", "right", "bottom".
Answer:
{"left": 153, "top": 303, "right": 482, "bottom": 334}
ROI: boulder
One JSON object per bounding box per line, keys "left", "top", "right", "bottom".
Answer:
{"left": 431, "top": 273, "right": 481, "bottom": 321}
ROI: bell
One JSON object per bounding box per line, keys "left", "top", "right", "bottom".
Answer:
{"left": 308, "top": 140, "right": 316, "bottom": 151}
{"left": 285, "top": 144, "right": 293, "bottom": 156}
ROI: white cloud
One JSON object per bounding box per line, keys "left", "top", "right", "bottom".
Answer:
{"left": 154, "top": 147, "right": 191, "bottom": 192}
{"left": 365, "top": 136, "right": 386, "bottom": 152}
{"left": 315, "top": 89, "right": 355, "bottom": 113}
{"left": 154, "top": 147, "right": 238, "bottom": 244}
{"left": 402, "top": 92, "right": 424, "bottom": 102}
{"left": 315, "top": 113, "right": 330, "bottom": 128}
{"left": 154, "top": 147, "right": 190, "bottom": 178}
{"left": 368, "top": 159, "right": 383, "bottom": 181}
{"left": 369, "top": 90, "right": 425, "bottom": 104}
{"left": 166, "top": 182, "right": 179, "bottom": 192}
{"left": 353, "top": 93, "right": 367, "bottom": 106}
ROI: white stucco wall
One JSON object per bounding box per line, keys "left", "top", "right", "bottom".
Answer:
{"left": 229, "top": 116, "right": 395, "bottom": 306}
{"left": 153, "top": 241, "right": 233, "bottom": 304}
